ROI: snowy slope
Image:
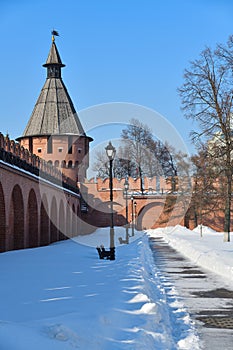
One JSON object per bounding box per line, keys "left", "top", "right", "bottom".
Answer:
{"left": 0, "top": 227, "right": 199, "bottom": 350}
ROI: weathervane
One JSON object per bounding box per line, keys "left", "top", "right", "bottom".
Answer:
{"left": 51, "top": 29, "right": 59, "bottom": 42}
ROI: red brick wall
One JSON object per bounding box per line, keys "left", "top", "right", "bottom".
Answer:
{"left": 0, "top": 161, "right": 81, "bottom": 253}
{"left": 83, "top": 177, "right": 232, "bottom": 232}
{"left": 20, "top": 134, "right": 90, "bottom": 183}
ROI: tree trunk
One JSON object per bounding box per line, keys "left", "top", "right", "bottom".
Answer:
{"left": 194, "top": 209, "right": 198, "bottom": 228}
{"left": 139, "top": 166, "right": 144, "bottom": 194}
{"left": 224, "top": 169, "right": 231, "bottom": 242}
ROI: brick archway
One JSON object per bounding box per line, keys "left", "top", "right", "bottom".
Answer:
{"left": 59, "top": 200, "right": 66, "bottom": 240}
{"left": 10, "top": 185, "right": 24, "bottom": 250}
{"left": 136, "top": 201, "right": 165, "bottom": 230}
{"left": 0, "top": 182, "right": 6, "bottom": 252}
{"left": 71, "top": 203, "right": 76, "bottom": 237}
{"left": 66, "top": 204, "right": 71, "bottom": 238}
{"left": 40, "top": 194, "right": 49, "bottom": 246}
{"left": 50, "top": 196, "right": 58, "bottom": 243}
{"left": 28, "top": 189, "right": 38, "bottom": 248}
{"left": 0, "top": 155, "right": 81, "bottom": 253}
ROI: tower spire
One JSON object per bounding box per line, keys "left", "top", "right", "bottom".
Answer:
{"left": 18, "top": 33, "right": 86, "bottom": 137}
{"left": 43, "top": 31, "right": 65, "bottom": 78}
{"left": 16, "top": 33, "right": 93, "bottom": 183}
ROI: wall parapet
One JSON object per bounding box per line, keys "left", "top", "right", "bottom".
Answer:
{"left": 0, "top": 133, "right": 79, "bottom": 194}
{"left": 84, "top": 175, "right": 186, "bottom": 194}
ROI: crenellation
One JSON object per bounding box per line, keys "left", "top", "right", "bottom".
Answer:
{"left": 0, "top": 133, "right": 5, "bottom": 148}
{"left": 15, "top": 143, "right": 21, "bottom": 157}
{"left": 10, "top": 140, "right": 16, "bottom": 154}
{"left": 5, "top": 135, "right": 10, "bottom": 152}
{"left": 20, "top": 145, "right": 25, "bottom": 159}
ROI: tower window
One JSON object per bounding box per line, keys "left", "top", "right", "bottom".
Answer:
{"left": 37, "top": 148, "right": 42, "bottom": 153}
{"left": 29, "top": 137, "right": 33, "bottom": 153}
{"left": 58, "top": 147, "right": 63, "bottom": 153}
{"left": 68, "top": 136, "right": 73, "bottom": 154}
{"left": 47, "top": 136, "right": 53, "bottom": 154}
{"left": 78, "top": 148, "right": 82, "bottom": 154}
{"left": 47, "top": 66, "right": 61, "bottom": 78}
{"left": 68, "top": 160, "right": 73, "bottom": 168}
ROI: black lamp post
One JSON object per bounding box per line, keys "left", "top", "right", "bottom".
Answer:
{"left": 131, "top": 195, "right": 134, "bottom": 236}
{"left": 124, "top": 177, "right": 129, "bottom": 243}
{"left": 124, "top": 178, "right": 129, "bottom": 223}
{"left": 105, "top": 141, "right": 116, "bottom": 259}
{"left": 134, "top": 201, "right": 137, "bottom": 230}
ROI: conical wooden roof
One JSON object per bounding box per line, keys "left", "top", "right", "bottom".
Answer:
{"left": 20, "top": 39, "right": 85, "bottom": 137}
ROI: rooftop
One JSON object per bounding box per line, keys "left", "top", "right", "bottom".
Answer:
{"left": 18, "top": 37, "right": 86, "bottom": 139}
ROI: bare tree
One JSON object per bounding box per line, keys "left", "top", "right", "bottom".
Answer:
{"left": 156, "top": 143, "right": 177, "bottom": 177}
{"left": 179, "top": 40, "right": 233, "bottom": 240}
{"left": 92, "top": 150, "right": 109, "bottom": 178}
{"left": 121, "top": 118, "right": 156, "bottom": 193}
{"left": 191, "top": 146, "right": 220, "bottom": 232}
{"left": 92, "top": 119, "right": 185, "bottom": 195}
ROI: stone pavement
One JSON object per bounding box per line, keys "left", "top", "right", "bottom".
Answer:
{"left": 149, "top": 237, "right": 233, "bottom": 350}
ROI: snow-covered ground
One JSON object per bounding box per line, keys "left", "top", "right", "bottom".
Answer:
{"left": 0, "top": 225, "right": 233, "bottom": 349}
{"left": 147, "top": 225, "right": 233, "bottom": 283}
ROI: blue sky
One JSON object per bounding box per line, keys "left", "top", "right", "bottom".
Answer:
{"left": 1, "top": 0, "right": 233, "bottom": 156}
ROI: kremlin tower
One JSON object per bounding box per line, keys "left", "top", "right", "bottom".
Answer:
{"left": 17, "top": 32, "right": 92, "bottom": 184}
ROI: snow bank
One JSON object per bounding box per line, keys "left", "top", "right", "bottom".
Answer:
{"left": 147, "top": 225, "right": 233, "bottom": 283}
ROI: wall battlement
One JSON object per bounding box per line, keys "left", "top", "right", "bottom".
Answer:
{"left": 0, "top": 133, "right": 78, "bottom": 193}
{"left": 85, "top": 175, "right": 184, "bottom": 194}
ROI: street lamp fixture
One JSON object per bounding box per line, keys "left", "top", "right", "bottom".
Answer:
{"left": 105, "top": 141, "right": 116, "bottom": 161}
{"left": 105, "top": 141, "right": 116, "bottom": 260}
{"left": 124, "top": 177, "right": 129, "bottom": 190}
